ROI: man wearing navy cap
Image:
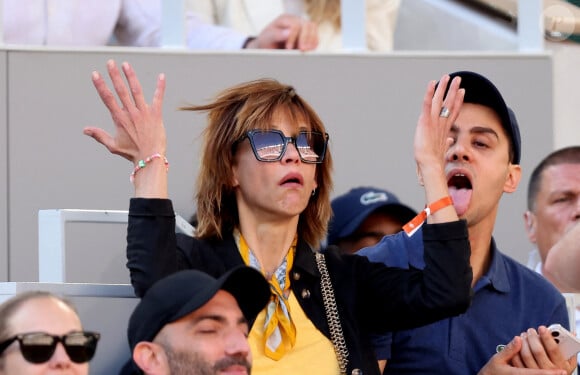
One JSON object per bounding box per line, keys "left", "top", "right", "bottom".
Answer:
{"left": 126, "top": 266, "right": 270, "bottom": 375}
{"left": 358, "top": 71, "right": 575, "bottom": 374}
{"left": 328, "top": 187, "right": 417, "bottom": 254}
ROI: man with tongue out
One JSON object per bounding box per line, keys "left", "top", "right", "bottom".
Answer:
{"left": 358, "top": 71, "right": 574, "bottom": 374}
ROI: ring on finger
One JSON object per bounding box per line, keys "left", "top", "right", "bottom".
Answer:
{"left": 439, "top": 106, "right": 451, "bottom": 118}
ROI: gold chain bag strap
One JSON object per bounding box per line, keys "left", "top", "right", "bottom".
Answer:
{"left": 315, "top": 252, "right": 350, "bottom": 374}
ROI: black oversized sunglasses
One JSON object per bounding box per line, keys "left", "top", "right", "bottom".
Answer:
{"left": 239, "top": 129, "right": 329, "bottom": 164}
{"left": 0, "top": 331, "right": 100, "bottom": 364}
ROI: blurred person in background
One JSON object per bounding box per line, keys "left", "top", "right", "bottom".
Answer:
{"left": 2, "top": 0, "right": 159, "bottom": 46}
{"left": 327, "top": 186, "right": 417, "bottom": 254}
{"left": 525, "top": 146, "right": 580, "bottom": 293}
{"left": 187, "top": 0, "right": 401, "bottom": 51}
{"left": 0, "top": 291, "right": 100, "bottom": 375}
{"left": 3, "top": 0, "right": 316, "bottom": 51}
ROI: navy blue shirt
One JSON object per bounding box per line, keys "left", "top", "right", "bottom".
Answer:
{"left": 358, "top": 230, "right": 569, "bottom": 374}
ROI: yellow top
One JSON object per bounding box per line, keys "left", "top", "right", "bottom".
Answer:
{"left": 249, "top": 291, "right": 340, "bottom": 374}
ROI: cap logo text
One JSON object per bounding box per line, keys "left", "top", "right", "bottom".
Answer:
{"left": 360, "top": 192, "right": 388, "bottom": 205}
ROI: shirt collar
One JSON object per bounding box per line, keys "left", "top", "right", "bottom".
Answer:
{"left": 474, "top": 238, "right": 510, "bottom": 293}
{"left": 292, "top": 239, "right": 319, "bottom": 277}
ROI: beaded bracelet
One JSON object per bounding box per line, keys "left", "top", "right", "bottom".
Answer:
{"left": 403, "top": 196, "right": 454, "bottom": 236}
{"left": 129, "top": 153, "right": 169, "bottom": 183}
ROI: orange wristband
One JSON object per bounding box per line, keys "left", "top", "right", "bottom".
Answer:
{"left": 403, "top": 196, "right": 454, "bottom": 236}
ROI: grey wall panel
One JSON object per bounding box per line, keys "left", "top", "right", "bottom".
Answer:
{"left": 7, "top": 49, "right": 552, "bottom": 281}
{"left": 0, "top": 50, "right": 7, "bottom": 281}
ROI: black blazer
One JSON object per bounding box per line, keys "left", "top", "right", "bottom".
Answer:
{"left": 126, "top": 198, "right": 473, "bottom": 375}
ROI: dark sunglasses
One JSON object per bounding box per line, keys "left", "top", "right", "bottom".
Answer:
{"left": 0, "top": 331, "right": 100, "bottom": 364}
{"left": 239, "top": 129, "right": 328, "bottom": 164}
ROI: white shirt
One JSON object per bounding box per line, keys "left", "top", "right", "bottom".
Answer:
{"left": 3, "top": 0, "right": 161, "bottom": 46}
{"left": 3, "top": 0, "right": 249, "bottom": 49}
{"left": 185, "top": 12, "right": 247, "bottom": 49}
{"left": 528, "top": 248, "right": 580, "bottom": 363}
{"left": 186, "top": 0, "right": 401, "bottom": 51}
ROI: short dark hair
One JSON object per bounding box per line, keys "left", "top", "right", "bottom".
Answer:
{"left": 527, "top": 146, "right": 580, "bottom": 211}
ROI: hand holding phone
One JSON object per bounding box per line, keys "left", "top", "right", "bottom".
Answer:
{"left": 548, "top": 323, "right": 580, "bottom": 359}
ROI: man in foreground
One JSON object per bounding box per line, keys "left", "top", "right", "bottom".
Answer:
{"left": 127, "top": 266, "right": 270, "bottom": 375}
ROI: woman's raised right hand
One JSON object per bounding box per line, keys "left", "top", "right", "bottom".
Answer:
{"left": 83, "top": 60, "right": 166, "bottom": 164}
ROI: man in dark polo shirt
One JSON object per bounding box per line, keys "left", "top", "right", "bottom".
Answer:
{"left": 358, "top": 71, "right": 574, "bottom": 374}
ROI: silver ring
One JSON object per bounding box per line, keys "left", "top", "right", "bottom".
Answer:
{"left": 439, "top": 106, "right": 450, "bottom": 118}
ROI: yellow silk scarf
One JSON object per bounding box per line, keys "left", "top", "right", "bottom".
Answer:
{"left": 236, "top": 230, "right": 297, "bottom": 360}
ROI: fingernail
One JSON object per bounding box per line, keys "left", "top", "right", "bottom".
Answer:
{"left": 92, "top": 71, "right": 100, "bottom": 80}
{"left": 506, "top": 337, "right": 515, "bottom": 348}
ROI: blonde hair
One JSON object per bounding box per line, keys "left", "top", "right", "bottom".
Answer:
{"left": 305, "top": 0, "right": 340, "bottom": 29}
{"left": 0, "top": 291, "right": 77, "bottom": 368}
{"left": 180, "top": 78, "right": 333, "bottom": 247}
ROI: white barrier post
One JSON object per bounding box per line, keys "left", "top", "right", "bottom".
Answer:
{"left": 38, "top": 209, "right": 129, "bottom": 282}
{"left": 341, "top": 0, "right": 366, "bottom": 51}
{"left": 0, "top": 0, "right": 3, "bottom": 45}
{"left": 162, "top": 0, "right": 185, "bottom": 47}
{"left": 518, "top": 0, "right": 544, "bottom": 51}
{"left": 38, "top": 209, "right": 194, "bottom": 282}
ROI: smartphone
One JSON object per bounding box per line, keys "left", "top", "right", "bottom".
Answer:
{"left": 548, "top": 323, "right": 580, "bottom": 359}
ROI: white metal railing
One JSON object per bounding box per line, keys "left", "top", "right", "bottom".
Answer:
{"left": 563, "top": 293, "right": 580, "bottom": 375}
{"left": 341, "top": 0, "right": 367, "bottom": 51}
{"left": 38, "top": 209, "right": 194, "bottom": 283}
{"left": 518, "top": 0, "right": 544, "bottom": 51}
{"left": 0, "top": 0, "right": 3, "bottom": 45}
{"left": 161, "top": 0, "right": 185, "bottom": 47}
{"left": 563, "top": 293, "right": 580, "bottom": 335}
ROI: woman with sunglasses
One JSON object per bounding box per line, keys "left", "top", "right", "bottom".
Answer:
{"left": 0, "top": 291, "right": 100, "bottom": 374}
{"left": 84, "top": 60, "right": 470, "bottom": 375}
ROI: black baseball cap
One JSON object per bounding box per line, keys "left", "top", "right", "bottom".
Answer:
{"left": 128, "top": 266, "right": 270, "bottom": 351}
{"left": 446, "top": 71, "right": 521, "bottom": 164}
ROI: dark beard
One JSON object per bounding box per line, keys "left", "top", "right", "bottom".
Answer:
{"left": 164, "top": 348, "right": 251, "bottom": 375}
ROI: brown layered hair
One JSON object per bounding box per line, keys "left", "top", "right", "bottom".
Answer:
{"left": 181, "top": 79, "right": 333, "bottom": 248}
